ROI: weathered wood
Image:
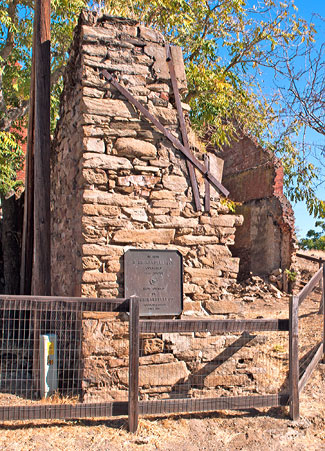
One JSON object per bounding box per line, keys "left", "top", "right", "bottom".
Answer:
{"left": 323, "top": 265, "right": 325, "bottom": 361}
{"left": 139, "top": 394, "right": 289, "bottom": 415}
{"left": 32, "top": 0, "right": 51, "bottom": 394}
{"left": 319, "top": 263, "right": 325, "bottom": 315}
{"left": 204, "top": 154, "right": 211, "bottom": 212}
{"left": 0, "top": 402, "right": 128, "bottom": 421}
{"left": 297, "top": 266, "right": 323, "bottom": 306}
{"left": 101, "top": 69, "right": 229, "bottom": 197}
{"left": 129, "top": 297, "right": 140, "bottom": 433}
{"left": 32, "top": 308, "right": 41, "bottom": 396}
{"left": 298, "top": 342, "right": 323, "bottom": 393}
{"left": 0, "top": 294, "right": 126, "bottom": 303}
{"left": 296, "top": 252, "right": 325, "bottom": 264}
{"left": 166, "top": 45, "right": 201, "bottom": 212}
{"left": 20, "top": 14, "right": 36, "bottom": 295}
{"left": 0, "top": 295, "right": 129, "bottom": 312}
{"left": 32, "top": 0, "right": 51, "bottom": 296}
{"left": 289, "top": 295, "right": 299, "bottom": 420}
{"left": 0, "top": 394, "right": 289, "bottom": 421}
{"left": 139, "top": 318, "right": 289, "bottom": 333}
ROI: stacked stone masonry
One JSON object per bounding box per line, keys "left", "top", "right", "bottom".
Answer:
{"left": 51, "top": 11, "right": 243, "bottom": 304}
{"left": 82, "top": 312, "right": 288, "bottom": 402}
{"left": 51, "top": 11, "right": 253, "bottom": 401}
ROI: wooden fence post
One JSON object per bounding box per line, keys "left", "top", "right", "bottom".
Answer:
{"left": 31, "top": 0, "right": 51, "bottom": 398}
{"left": 322, "top": 264, "right": 325, "bottom": 362}
{"left": 289, "top": 295, "right": 299, "bottom": 420}
{"left": 129, "top": 297, "right": 140, "bottom": 433}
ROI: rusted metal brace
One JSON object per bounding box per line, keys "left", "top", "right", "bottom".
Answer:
{"left": 165, "top": 44, "right": 202, "bottom": 211}
{"left": 100, "top": 69, "right": 229, "bottom": 198}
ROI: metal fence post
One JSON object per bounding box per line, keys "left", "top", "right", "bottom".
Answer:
{"left": 289, "top": 295, "right": 299, "bottom": 420}
{"left": 129, "top": 297, "right": 140, "bottom": 433}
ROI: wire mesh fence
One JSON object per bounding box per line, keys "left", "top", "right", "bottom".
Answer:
{"left": 1, "top": 290, "right": 322, "bottom": 428}
{"left": 137, "top": 330, "right": 289, "bottom": 402}
{"left": 297, "top": 284, "right": 323, "bottom": 375}
{"left": 82, "top": 310, "right": 130, "bottom": 404}
{"left": 0, "top": 299, "right": 81, "bottom": 403}
{"left": 0, "top": 296, "right": 129, "bottom": 409}
{"left": 289, "top": 265, "right": 325, "bottom": 420}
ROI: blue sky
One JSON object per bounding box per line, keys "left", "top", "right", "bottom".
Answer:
{"left": 284, "top": 1, "right": 324, "bottom": 238}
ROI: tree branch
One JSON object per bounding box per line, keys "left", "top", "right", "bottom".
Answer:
{"left": 0, "top": 100, "right": 29, "bottom": 131}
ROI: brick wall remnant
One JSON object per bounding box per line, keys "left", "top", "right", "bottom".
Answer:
{"left": 220, "top": 135, "right": 296, "bottom": 281}
{"left": 51, "top": 11, "right": 245, "bottom": 400}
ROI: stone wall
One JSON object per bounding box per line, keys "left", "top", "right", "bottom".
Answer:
{"left": 82, "top": 311, "right": 288, "bottom": 402}
{"left": 51, "top": 11, "right": 247, "bottom": 400}
{"left": 220, "top": 136, "right": 296, "bottom": 280}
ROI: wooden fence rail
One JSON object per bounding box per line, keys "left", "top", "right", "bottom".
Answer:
{"left": 296, "top": 252, "right": 325, "bottom": 265}
{"left": 289, "top": 263, "right": 325, "bottom": 420}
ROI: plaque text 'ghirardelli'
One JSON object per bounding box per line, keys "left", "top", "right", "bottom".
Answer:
{"left": 124, "top": 249, "right": 183, "bottom": 316}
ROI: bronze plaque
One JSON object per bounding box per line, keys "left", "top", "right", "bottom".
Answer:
{"left": 124, "top": 249, "right": 183, "bottom": 316}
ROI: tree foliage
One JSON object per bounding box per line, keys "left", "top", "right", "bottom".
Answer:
{"left": 99, "top": 0, "right": 324, "bottom": 216}
{"left": 101, "top": 0, "right": 314, "bottom": 144}
{"left": 299, "top": 221, "right": 325, "bottom": 250}
{"left": 0, "top": 0, "right": 323, "bottom": 215}
{"left": 0, "top": 0, "right": 87, "bottom": 195}
{"left": 0, "top": 129, "right": 24, "bottom": 195}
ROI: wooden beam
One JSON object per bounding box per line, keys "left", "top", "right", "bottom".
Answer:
{"left": 166, "top": 45, "right": 201, "bottom": 212}
{"left": 204, "top": 155, "right": 211, "bottom": 212}
{"left": 139, "top": 394, "right": 289, "bottom": 415}
{"left": 296, "top": 252, "right": 325, "bottom": 264}
{"left": 319, "top": 263, "right": 325, "bottom": 315}
{"left": 128, "top": 297, "right": 140, "bottom": 433}
{"left": 32, "top": 0, "right": 51, "bottom": 296}
{"left": 323, "top": 265, "right": 325, "bottom": 361}
{"left": 298, "top": 342, "right": 323, "bottom": 393}
{"left": 289, "top": 295, "right": 299, "bottom": 420}
{"left": 101, "top": 69, "right": 229, "bottom": 198}
{"left": 0, "top": 394, "right": 289, "bottom": 421}
{"left": 0, "top": 402, "right": 128, "bottom": 421}
{"left": 139, "top": 318, "right": 289, "bottom": 333}
{"left": 297, "top": 267, "right": 323, "bottom": 307}
{"left": 0, "top": 295, "right": 130, "bottom": 312}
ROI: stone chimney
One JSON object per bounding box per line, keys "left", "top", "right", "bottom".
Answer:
{"left": 51, "top": 11, "right": 243, "bottom": 316}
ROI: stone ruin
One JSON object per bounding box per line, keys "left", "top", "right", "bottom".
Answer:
{"left": 51, "top": 11, "right": 243, "bottom": 307}
{"left": 50, "top": 11, "right": 292, "bottom": 402}
{"left": 220, "top": 136, "right": 296, "bottom": 281}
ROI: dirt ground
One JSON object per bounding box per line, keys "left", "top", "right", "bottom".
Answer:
{"left": 0, "top": 251, "right": 324, "bottom": 451}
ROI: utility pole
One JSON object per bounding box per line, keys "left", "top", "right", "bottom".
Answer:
{"left": 32, "top": 0, "right": 51, "bottom": 296}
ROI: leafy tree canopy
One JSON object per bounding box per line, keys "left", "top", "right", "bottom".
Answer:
{"left": 299, "top": 220, "right": 325, "bottom": 250}
{"left": 0, "top": 0, "right": 323, "bottom": 216}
